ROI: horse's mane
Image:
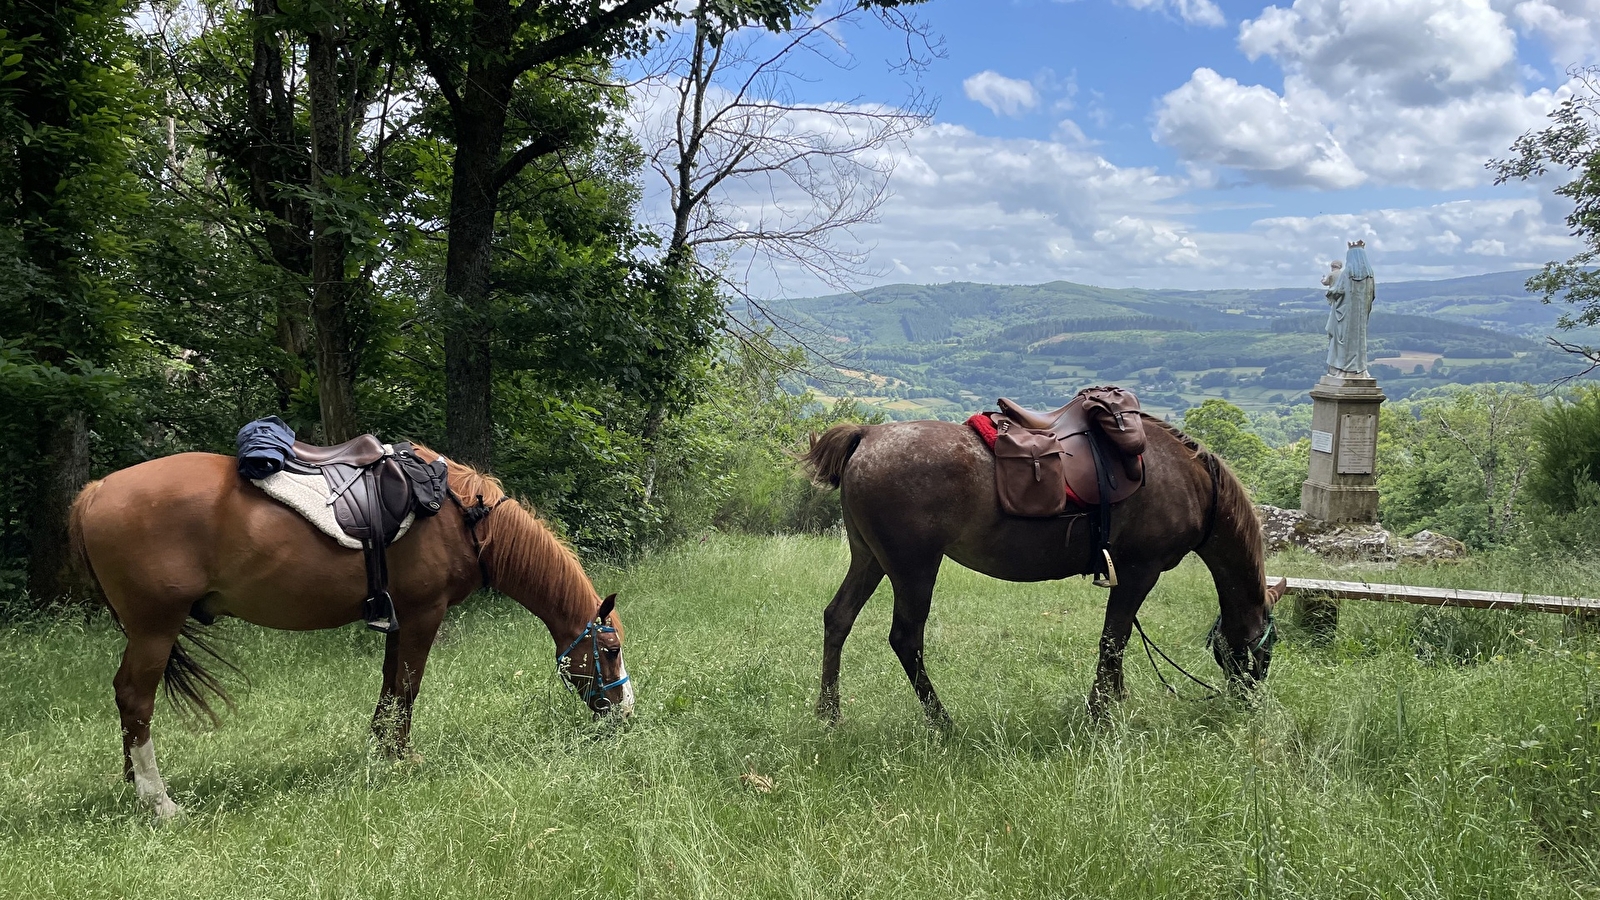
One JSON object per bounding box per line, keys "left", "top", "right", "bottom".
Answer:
{"left": 414, "top": 445, "right": 599, "bottom": 626}
{"left": 1141, "top": 415, "right": 1263, "bottom": 572}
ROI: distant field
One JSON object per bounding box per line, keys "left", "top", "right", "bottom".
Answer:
{"left": 1371, "top": 351, "right": 1443, "bottom": 369}
{"left": 2, "top": 535, "right": 1597, "bottom": 898}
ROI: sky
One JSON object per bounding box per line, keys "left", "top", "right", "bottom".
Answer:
{"left": 635, "top": 0, "right": 1599, "bottom": 296}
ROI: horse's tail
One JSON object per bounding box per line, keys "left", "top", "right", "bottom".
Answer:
{"left": 803, "top": 424, "right": 867, "bottom": 489}
{"left": 71, "top": 477, "right": 239, "bottom": 724}
{"left": 68, "top": 479, "right": 106, "bottom": 602}
{"left": 164, "top": 621, "right": 240, "bottom": 726}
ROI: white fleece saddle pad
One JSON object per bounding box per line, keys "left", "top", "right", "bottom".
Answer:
{"left": 253, "top": 470, "right": 415, "bottom": 550}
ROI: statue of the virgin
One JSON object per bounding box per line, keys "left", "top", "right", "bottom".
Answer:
{"left": 1323, "top": 241, "right": 1374, "bottom": 377}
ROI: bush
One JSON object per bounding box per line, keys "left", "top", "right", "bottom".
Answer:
{"left": 1529, "top": 386, "right": 1600, "bottom": 514}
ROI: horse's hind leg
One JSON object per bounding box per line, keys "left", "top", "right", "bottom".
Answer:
{"left": 114, "top": 630, "right": 183, "bottom": 821}
{"left": 816, "top": 536, "right": 885, "bottom": 723}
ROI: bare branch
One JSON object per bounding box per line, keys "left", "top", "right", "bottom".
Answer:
{"left": 636, "top": 1, "right": 933, "bottom": 299}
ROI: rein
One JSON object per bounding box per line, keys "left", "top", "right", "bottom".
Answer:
{"left": 556, "top": 618, "right": 630, "bottom": 706}
{"left": 447, "top": 488, "right": 509, "bottom": 591}
{"left": 1133, "top": 616, "right": 1221, "bottom": 699}
{"left": 1133, "top": 614, "right": 1277, "bottom": 701}
{"left": 1196, "top": 452, "right": 1222, "bottom": 550}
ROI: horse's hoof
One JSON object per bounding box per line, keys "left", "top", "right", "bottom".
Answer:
{"left": 151, "top": 796, "right": 183, "bottom": 825}
{"left": 814, "top": 691, "right": 841, "bottom": 725}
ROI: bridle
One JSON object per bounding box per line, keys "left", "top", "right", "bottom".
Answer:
{"left": 555, "top": 615, "right": 629, "bottom": 707}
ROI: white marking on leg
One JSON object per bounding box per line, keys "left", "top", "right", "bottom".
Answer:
{"left": 130, "top": 738, "right": 181, "bottom": 821}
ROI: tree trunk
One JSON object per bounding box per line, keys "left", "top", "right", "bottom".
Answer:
{"left": 249, "top": 0, "right": 313, "bottom": 412}
{"left": 272, "top": 296, "right": 311, "bottom": 412}
{"left": 442, "top": 87, "right": 509, "bottom": 468}
{"left": 26, "top": 411, "right": 90, "bottom": 603}
{"left": 307, "top": 25, "right": 361, "bottom": 442}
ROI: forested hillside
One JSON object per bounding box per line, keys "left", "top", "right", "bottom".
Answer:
{"left": 761, "top": 273, "right": 1597, "bottom": 419}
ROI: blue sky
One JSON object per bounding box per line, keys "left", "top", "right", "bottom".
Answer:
{"left": 634, "top": 0, "right": 1598, "bottom": 294}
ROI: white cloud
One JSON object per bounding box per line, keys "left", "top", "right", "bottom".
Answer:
{"left": 626, "top": 52, "right": 1581, "bottom": 299}
{"left": 1508, "top": 0, "right": 1600, "bottom": 68}
{"left": 1155, "top": 68, "right": 1365, "bottom": 188}
{"left": 1119, "top": 0, "right": 1227, "bottom": 26}
{"left": 700, "top": 119, "right": 1578, "bottom": 294}
{"left": 1155, "top": 0, "right": 1572, "bottom": 189}
{"left": 1053, "top": 118, "right": 1094, "bottom": 145}
{"left": 963, "top": 70, "right": 1040, "bottom": 117}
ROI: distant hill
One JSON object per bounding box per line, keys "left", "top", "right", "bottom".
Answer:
{"left": 751, "top": 271, "right": 1596, "bottom": 420}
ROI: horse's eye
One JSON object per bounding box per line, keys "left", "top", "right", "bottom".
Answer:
{"left": 603, "top": 648, "right": 620, "bottom": 658}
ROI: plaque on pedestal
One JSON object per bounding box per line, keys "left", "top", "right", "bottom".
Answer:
{"left": 1301, "top": 375, "right": 1385, "bottom": 523}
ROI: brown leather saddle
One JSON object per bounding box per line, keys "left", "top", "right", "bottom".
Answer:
{"left": 284, "top": 437, "right": 448, "bottom": 633}
{"left": 986, "top": 386, "right": 1148, "bottom": 586}
{"left": 991, "top": 394, "right": 1145, "bottom": 509}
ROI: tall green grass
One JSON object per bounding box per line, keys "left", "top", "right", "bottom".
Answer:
{"left": 1, "top": 534, "right": 1596, "bottom": 898}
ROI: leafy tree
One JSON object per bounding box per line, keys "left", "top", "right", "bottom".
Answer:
{"left": 1380, "top": 385, "right": 1541, "bottom": 546}
{"left": 0, "top": 0, "right": 148, "bottom": 599}
{"left": 1181, "top": 398, "right": 1305, "bottom": 506}
{"left": 1182, "top": 399, "right": 1268, "bottom": 471}
{"left": 1491, "top": 67, "right": 1600, "bottom": 372}
{"left": 147, "top": 0, "right": 423, "bottom": 440}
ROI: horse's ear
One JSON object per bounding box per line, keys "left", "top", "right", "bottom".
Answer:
{"left": 1266, "top": 578, "right": 1289, "bottom": 607}
{"left": 597, "top": 593, "right": 617, "bottom": 620}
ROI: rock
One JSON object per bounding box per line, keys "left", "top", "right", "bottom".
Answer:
{"left": 1255, "top": 505, "right": 1465, "bottom": 563}
{"left": 1398, "top": 530, "right": 1467, "bottom": 562}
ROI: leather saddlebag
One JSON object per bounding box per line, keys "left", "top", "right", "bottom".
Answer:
{"left": 1079, "top": 385, "right": 1146, "bottom": 480}
{"left": 993, "top": 426, "right": 1069, "bottom": 517}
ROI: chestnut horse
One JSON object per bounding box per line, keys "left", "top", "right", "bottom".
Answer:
{"left": 69, "top": 446, "right": 631, "bottom": 821}
{"left": 803, "top": 417, "right": 1285, "bottom": 725}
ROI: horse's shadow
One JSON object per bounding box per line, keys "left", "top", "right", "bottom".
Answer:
{"left": 2, "top": 742, "right": 393, "bottom": 835}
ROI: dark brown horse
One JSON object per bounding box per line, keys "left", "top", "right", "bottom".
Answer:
{"left": 803, "top": 416, "right": 1285, "bottom": 725}
{"left": 69, "top": 446, "right": 631, "bottom": 821}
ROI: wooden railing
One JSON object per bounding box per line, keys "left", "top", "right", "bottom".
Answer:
{"left": 1271, "top": 577, "right": 1600, "bottom": 616}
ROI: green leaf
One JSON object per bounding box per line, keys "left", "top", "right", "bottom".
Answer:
{"left": 1, "top": 53, "right": 20, "bottom": 66}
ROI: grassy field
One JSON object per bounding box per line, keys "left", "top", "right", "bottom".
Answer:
{"left": 2, "top": 534, "right": 1598, "bottom": 899}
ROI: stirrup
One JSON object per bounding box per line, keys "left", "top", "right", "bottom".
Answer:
{"left": 1093, "top": 549, "right": 1119, "bottom": 588}
{"left": 364, "top": 592, "right": 400, "bottom": 634}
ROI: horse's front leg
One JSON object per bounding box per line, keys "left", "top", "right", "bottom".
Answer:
{"left": 1088, "top": 572, "right": 1158, "bottom": 719}
{"left": 887, "top": 563, "right": 951, "bottom": 729}
{"left": 371, "top": 602, "right": 446, "bottom": 755}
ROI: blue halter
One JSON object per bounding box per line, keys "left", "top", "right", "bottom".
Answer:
{"left": 555, "top": 618, "right": 629, "bottom": 704}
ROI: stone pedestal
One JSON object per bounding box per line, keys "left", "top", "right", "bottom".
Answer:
{"left": 1300, "top": 375, "right": 1385, "bottom": 524}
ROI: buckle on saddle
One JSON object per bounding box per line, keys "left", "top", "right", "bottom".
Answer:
{"left": 1093, "top": 549, "right": 1119, "bottom": 588}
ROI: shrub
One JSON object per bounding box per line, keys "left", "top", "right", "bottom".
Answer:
{"left": 1529, "top": 386, "right": 1600, "bottom": 514}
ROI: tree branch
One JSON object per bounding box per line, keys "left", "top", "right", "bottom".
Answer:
{"left": 509, "top": 0, "right": 673, "bottom": 75}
